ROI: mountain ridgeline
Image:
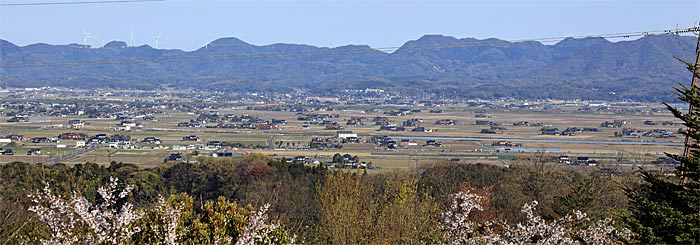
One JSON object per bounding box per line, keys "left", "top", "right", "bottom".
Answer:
{"left": 0, "top": 34, "right": 696, "bottom": 101}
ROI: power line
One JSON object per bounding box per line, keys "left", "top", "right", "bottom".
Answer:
{"left": 1, "top": 27, "right": 698, "bottom": 68}
{"left": 0, "top": 0, "right": 163, "bottom": 6}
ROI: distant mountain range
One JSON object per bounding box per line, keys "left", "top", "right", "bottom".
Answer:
{"left": 0, "top": 34, "right": 697, "bottom": 101}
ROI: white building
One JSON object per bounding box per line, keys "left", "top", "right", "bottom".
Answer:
{"left": 70, "top": 122, "right": 85, "bottom": 129}
{"left": 588, "top": 100, "right": 608, "bottom": 107}
{"left": 336, "top": 130, "right": 357, "bottom": 139}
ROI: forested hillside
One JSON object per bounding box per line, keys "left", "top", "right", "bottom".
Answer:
{"left": 1, "top": 34, "right": 695, "bottom": 101}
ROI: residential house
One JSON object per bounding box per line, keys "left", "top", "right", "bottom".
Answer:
{"left": 557, "top": 155, "right": 571, "bottom": 164}
{"left": 474, "top": 120, "right": 495, "bottom": 126}
{"left": 480, "top": 129, "right": 497, "bottom": 134}
{"left": 142, "top": 137, "right": 162, "bottom": 144}
{"left": 344, "top": 137, "right": 360, "bottom": 143}
{"left": 493, "top": 141, "right": 521, "bottom": 147}
{"left": 69, "top": 119, "right": 85, "bottom": 129}
{"left": 205, "top": 141, "right": 222, "bottom": 150}
{"left": 212, "top": 152, "right": 233, "bottom": 158}
{"left": 425, "top": 140, "right": 442, "bottom": 147}
{"left": 31, "top": 137, "right": 51, "bottom": 143}
{"left": 183, "top": 135, "right": 200, "bottom": 141}
{"left": 436, "top": 119, "right": 457, "bottom": 125}
{"left": 293, "top": 156, "right": 307, "bottom": 164}
{"left": 399, "top": 139, "right": 418, "bottom": 147}
{"left": 336, "top": 130, "right": 357, "bottom": 139}
{"left": 256, "top": 123, "right": 280, "bottom": 130}
{"left": 601, "top": 120, "right": 628, "bottom": 128}
{"left": 513, "top": 121, "right": 530, "bottom": 126}
{"left": 7, "top": 116, "right": 29, "bottom": 123}
{"left": 2, "top": 149, "right": 14, "bottom": 155}
{"left": 7, "top": 134, "right": 28, "bottom": 141}
{"left": 166, "top": 153, "right": 184, "bottom": 162}
{"left": 59, "top": 132, "right": 87, "bottom": 140}
{"left": 379, "top": 124, "right": 406, "bottom": 131}
{"left": 541, "top": 127, "right": 561, "bottom": 136}
{"left": 109, "top": 135, "right": 132, "bottom": 148}
{"left": 412, "top": 127, "right": 432, "bottom": 132}
{"left": 27, "top": 148, "right": 41, "bottom": 155}
{"left": 373, "top": 116, "right": 390, "bottom": 125}
{"left": 324, "top": 124, "right": 343, "bottom": 130}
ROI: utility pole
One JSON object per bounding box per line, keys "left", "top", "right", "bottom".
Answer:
{"left": 414, "top": 152, "right": 420, "bottom": 169}
{"left": 680, "top": 26, "right": 700, "bottom": 185}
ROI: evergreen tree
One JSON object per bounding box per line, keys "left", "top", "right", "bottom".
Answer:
{"left": 624, "top": 58, "right": 700, "bottom": 243}
{"left": 332, "top": 153, "right": 342, "bottom": 163}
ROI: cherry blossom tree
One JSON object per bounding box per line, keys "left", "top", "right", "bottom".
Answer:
{"left": 28, "top": 177, "right": 142, "bottom": 244}
{"left": 441, "top": 189, "right": 631, "bottom": 244}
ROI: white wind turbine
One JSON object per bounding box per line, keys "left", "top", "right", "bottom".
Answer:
{"left": 101, "top": 34, "right": 105, "bottom": 48}
{"left": 205, "top": 35, "right": 209, "bottom": 49}
{"left": 82, "top": 29, "right": 92, "bottom": 48}
{"left": 153, "top": 34, "right": 161, "bottom": 49}
{"left": 129, "top": 31, "right": 135, "bottom": 47}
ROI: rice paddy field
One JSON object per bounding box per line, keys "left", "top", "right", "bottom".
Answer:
{"left": 0, "top": 101, "right": 685, "bottom": 173}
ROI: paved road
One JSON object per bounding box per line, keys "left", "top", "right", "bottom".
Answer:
{"left": 44, "top": 145, "right": 101, "bottom": 165}
{"left": 392, "top": 135, "right": 684, "bottom": 146}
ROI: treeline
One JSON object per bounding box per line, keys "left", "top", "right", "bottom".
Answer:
{"left": 0, "top": 155, "right": 634, "bottom": 243}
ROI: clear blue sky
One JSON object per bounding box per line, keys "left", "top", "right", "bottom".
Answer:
{"left": 1, "top": 0, "right": 698, "bottom": 51}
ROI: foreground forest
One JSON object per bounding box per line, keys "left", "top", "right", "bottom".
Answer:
{"left": 1, "top": 156, "right": 635, "bottom": 244}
